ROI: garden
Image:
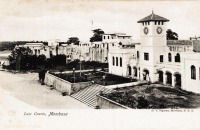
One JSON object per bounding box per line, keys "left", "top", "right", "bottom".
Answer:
{"left": 100, "top": 84, "right": 200, "bottom": 109}
{"left": 49, "top": 71, "right": 137, "bottom": 85}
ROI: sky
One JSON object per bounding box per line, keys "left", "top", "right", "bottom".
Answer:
{"left": 0, "top": 0, "right": 200, "bottom": 42}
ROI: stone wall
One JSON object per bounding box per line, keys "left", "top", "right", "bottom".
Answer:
{"left": 96, "top": 95, "right": 131, "bottom": 109}
{"left": 71, "top": 82, "right": 92, "bottom": 94}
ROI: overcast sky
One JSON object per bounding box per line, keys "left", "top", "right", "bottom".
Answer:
{"left": 0, "top": 0, "right": 200, "bottom": 42}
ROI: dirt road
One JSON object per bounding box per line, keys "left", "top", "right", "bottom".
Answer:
{"left": 0, "top": 71, "right": 91, "bottom": 109}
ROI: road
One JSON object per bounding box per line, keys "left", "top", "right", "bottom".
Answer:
{"left": 0, "top": 70, "right": 91, "bottom": 109}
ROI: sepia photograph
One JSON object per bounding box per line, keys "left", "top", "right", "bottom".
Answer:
{"left": 0, "top": 0, "right": 200, "bottom": 129}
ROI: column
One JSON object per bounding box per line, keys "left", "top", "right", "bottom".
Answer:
{"left": 132, "top": 68, "right": 135, "bottom": 78}
{"left": 163, "top": 73, "right": 167, "bottom": 85}
{"left": 172, "top": 75, "right": 176, "bottom": 87}
{"left": 137, "top": 68, "right": 140, "bottom": 80}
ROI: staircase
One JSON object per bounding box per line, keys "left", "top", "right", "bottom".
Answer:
{"left": 71, "top": 84, "right": 113, "bottom": 108}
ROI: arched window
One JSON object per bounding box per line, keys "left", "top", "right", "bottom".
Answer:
{"left": 112, "top": 56, "right": 115, "bottom": 66}
{"left": 120, "top": 57, "right": 122, "bottom": 67}
{"left": 175, "top": 53, "right": 180, "bottom": 62}
{"left": 191, "top": 65, "right": 196, "bottom": 79}
{"left": 133, "top": 67, "right": 137, "bottom": 77}
{"left": 128, "top": 66, "right": 131, "bottom": 75}
{"left": 116, "top": 57, "right": 118, "bottom": 66}
{"left": 168, "top": 53, "right": 172, "bottom": 62}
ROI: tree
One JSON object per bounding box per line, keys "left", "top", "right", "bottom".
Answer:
{"left": 90, "top": 28, "right": 105, "bottom": 42}
{"left": 166, "top": 29, "right": 178, "bottom": 40}
{"left": 8, "top": 47, "right": 33, "bottom": 70}
{"left": 66, "top": 37, "right": 80, "bottom": 45}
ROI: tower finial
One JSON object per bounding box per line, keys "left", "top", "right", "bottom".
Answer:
{"left": 151, "top": 10, "right": 154, "bottom": 19}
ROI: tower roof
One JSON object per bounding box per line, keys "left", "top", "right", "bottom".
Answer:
{"left": 137, "top": 11, "right": 169, "bottom": 23}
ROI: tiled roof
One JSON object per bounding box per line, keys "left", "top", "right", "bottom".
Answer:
{"left": 167, "top": 40, "right": 193, "bottom": 46}
{"left": 137, "top": 12, "right": 169, "bottom": 23}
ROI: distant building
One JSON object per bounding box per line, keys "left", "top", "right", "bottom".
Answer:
{"left": 90, "top": 33, "right": 132, "bottom": 63}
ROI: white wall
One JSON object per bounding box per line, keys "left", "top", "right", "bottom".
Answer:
{"left": 181, "top": 53, "right": 200, "bottom": 93}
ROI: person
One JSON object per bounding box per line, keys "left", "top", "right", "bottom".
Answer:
{"left": 40, "top": 69, "right": 46, "bottom": 85}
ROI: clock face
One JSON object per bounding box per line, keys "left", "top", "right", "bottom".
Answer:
{"left": 157, "top": 27, "right": 162, "bottom": 34}
{"left": 144, "top": 27, "right": 149, "bottom": 35}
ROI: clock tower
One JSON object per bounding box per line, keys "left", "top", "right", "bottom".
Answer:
{"left": 137, "top": 11, "right": 169, "bottom": 82}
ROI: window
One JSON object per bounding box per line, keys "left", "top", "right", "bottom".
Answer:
{"left": 108, "top": 36, "right": 109, "bottom": 39}
{"left": 144, "top": 53, "right": 149, "bottom": 61}
{"left": 175, "top": 53, "right": 180, "bottom": 62}
{"left": 137, "top": 51, "right": 139, "bottom": 59}
{"left": 133, "top": 67, "right": 137, "bottom": 77}
{"left": 168, "top": 53, "right": 172, "bottom": 62}
{"left": 191, "top": 65, "right": 196, "bottom": 79}
{"left": 104, "top": 36, "right": 105, "bottom": 39}
{"left": 116, "top": 57, "right": 118, "bottom": 66}
{"left": 120, "top": 57, "right": 122, "bottom": 67}
{"left": 158, "top": 21, "right": 160, "bottom": 25}
{"left": 160, "top": 55, "right": 163, "bottom": 62}
{"left": 155, "top": 21, "right": 157, "bottom": 25}
{"left": 162, "top": 22, "right": 164, "bottom": 25}
{"left": 113, "top": 56, "right": 115, "bottom": 66}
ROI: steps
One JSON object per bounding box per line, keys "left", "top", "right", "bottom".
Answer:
{"left": 71, "top": 84, "right": 113, "bottom": 108}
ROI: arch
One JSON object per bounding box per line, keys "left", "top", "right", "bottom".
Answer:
{"left": 174, "top": 72, "right": 181, "bottom": 88}
{"left": 133, "top": 66, "right": 137, "bottom": 77}
{"left": 143, "top": 69, "right": 149, "bottom": 80}
{"left": 158, "top": 70, "right": 164, "bottom": 83}
{"left": 175, "top": 53, "right": 180, "bottom": 62}
{"left": 112, "top": 56, "right": 115, "bottom": 66}
{"left": 166, "top": 71, "right": 172, "bottom": 85}
{"left": 127, "top": 66, "right": 132, "bottom": 76}
{"left": 191, "top": 65, "right": 196, "bottom": 79}
{"left": 168, "top": 53, "right": 172, "bottom": 62}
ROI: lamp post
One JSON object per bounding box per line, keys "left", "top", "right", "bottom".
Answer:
{"left": 73, "top": 68, "right": 75, "bottom": 83}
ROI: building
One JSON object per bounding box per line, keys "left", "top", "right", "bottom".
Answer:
{"left": 108, "top": 11, "right": 200, "bottom": 93}
{"left": 90, "top": 33, "right": 132, "bottom": 63}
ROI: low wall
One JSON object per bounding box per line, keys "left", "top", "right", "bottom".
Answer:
{"left": 45, "top": 72, "right": 92, "bottom": 95}
{"left": 96, "top": 95, "right": 131, "bottom": 109}
{"left": 71, "top": 82, "right": 92, "bottom": 94}
{"left": 105, "top": 81, "right": 140, "bottom": 89}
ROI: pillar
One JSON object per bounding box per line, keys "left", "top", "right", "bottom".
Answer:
{"left": 172, "top": 75, "right": 176, "bottom": 87}
{"left": 163, "top": 73, "right": 167, "bottom": 85}
{"left": 132, "top": 68, "right": 135, "bottom": 78}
